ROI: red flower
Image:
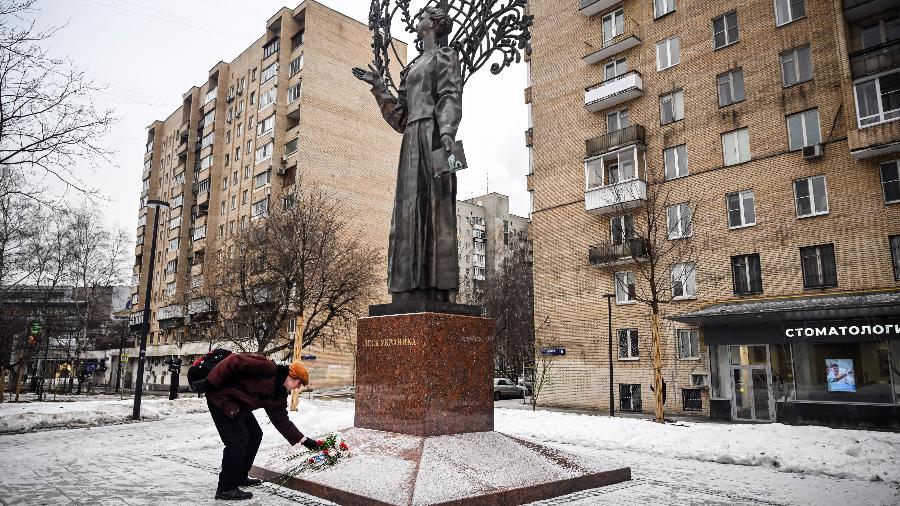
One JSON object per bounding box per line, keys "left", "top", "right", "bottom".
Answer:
{"left": 307, "top": 458, "right": 315, "bottom": 463}
{"left": 339, "top": 442, "right": 349, "bottom": 451}
{"left": 316, "top": 440, "right": 324, "bottom": 446}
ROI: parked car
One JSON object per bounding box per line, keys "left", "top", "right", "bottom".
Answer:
{"left": 493, "top": 378, "right": 525, "bottom": 400}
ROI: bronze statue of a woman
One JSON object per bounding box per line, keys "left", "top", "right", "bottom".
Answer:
{"left": 353, "top": 7, "right": 462, "bottom": 304}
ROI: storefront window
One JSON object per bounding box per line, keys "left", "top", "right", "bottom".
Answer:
{"left": 891, "top": 340, "right": 900, "bottom": 403}
{"left": 793, "top": 341, "right": 894, "bottom": 404}
{"left": 770, "top": 344, "right": 795, "bottom": 401}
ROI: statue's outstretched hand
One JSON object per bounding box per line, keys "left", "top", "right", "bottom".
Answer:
{"left": 352, "top": 64, "right": 382, "bottom": 87}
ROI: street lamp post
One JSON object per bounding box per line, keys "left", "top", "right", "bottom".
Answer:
{"left": 604, "top": 293, "right": 615, "bottom": 417}
{"left": 132, "top": 199, "right": 169, "bottom": 420}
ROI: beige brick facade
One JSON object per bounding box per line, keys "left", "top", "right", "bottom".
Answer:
{"left": 131, "top": 1, "right": 405, "bottom": 389}
{"left": 528, "top": 0, "right": 900, "bottom": 416}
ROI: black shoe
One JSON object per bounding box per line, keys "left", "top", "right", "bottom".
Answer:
{"left": 240, "top": 478, "right": 263, "bottom": 487}
{"left": 215, "top": 488, "right": 253, "bottom": 501}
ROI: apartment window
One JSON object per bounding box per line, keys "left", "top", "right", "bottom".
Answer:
{"left": 221, "top": 176, "right": 228, "bottom": 191}
{"left": 257, "top": 115, "right": 276, "bottom": 136}
{"left": 585, "top": 148, "right": 637, "bottom": 188}
{"left": 618, "top": 329, "right": 639, "bottom": 359}
{"left": 288, "top": 82, "right": 302, "bottom": 103}
{"left": 204, "top": 87, "right": 217, "bottom": 105}
{"left": 881, "top": 160, "right": 900, "bottom": 203}
{"left": 656, "top": 36, "right": 680, "bottom": 71}
{"left": 236, "top": 124, "right": 243, "bottom": 137}
{"left": 258, "top": 87, "right": 277, "bottom": 111}
{"left": 165, "top": 282, "right": 176, "bottom": 297}
{"left": 224, "top": 154, "right": 229, "bottom": 166}
{"left": 861, "top": 17, "right": 900, "bottom": 50}
{"left": 261, "top": 62, "right": 278, "bottom": 84}
{"left": 667, "top": 203, "right": 692, "bottom": 239}
{"left": 169, "top": 216, "right": 181, "bottom": 230}
{"left": 168, "top": 237, "right": 180, "bottom": 252}
{"left": 774, "top": 0, "right": 805, "bottom": 27}
{"left": 249, "top": 91, "right": 256, "bottom": 105}
{"left": 230, "top": 195, "right": 236, "bottom": 210}
{"left": 229, "top": 221, "right": 235, "bottom": 234}
{"left": 171, "top": 194, "right": 183, "bottom": 208}
{"left": 786, "top": 109, "right": 821, "bottom": 150}
{"left": 602, "top": 9, "right": 624, "bottom": 44}
{"left": 225, "top": 130, "right": 232, "bottom": 144}
{"left": 232, "top": 171, "right": 238, "bottom": 185}
{"left": 721, "top": 128, "right": 750, "bottom": 165}
{"left": 218, "top": 225, "right": 224, "bottom": 238}
{"left": 854, "top": 71, "right": 900, "bottom": 127}
{"left": 890, "top": 235, "right": 900, "bottom": 281}
{"left": 732, "top": 254, "right": 762, "bottom": 294}
{"left": 717, "top": 68, "right": 745, "bottom": 107}
{"left": 202, "top": 109, "right": 215, "bottom": 126}
{"left": 660, "top": 89, "right": 684, "bottom": 125}
{"left": 671, "top": 263, "right": 696, "bottom": 299}
{"left": 603, "top": 58, "right": 628, "bottom": 81}
{"left": 235, "top": 147, "right": 241, "bottom": 160}
{"left": 263, "top": 38, "right": 279, "bottom": 59}
{"left": 290, "top": 54, "right": 304, "bottom": 76}
{"left": 610, "top": 214, "right": 634, "bottom": 245}
{"left": 682, "top": 389, "right": 702, "bottom": 411}
{"left": 780, "top": 45, "right": 813, "bottom": 87}
{"left": 654, "top": 0, "right": 675, "bottom": 19}
{"left": 292, "top": 30, "right": 305, "bottom": 49}
{"left": 255, "top": 170, "right": 271, "bottom": 188}
{"left": 606, "top": 108, "right": 630, "bottom": 132}
{"left": 251, "top": 67, "right": 257, "bottom": 81}
{"left": 220, "top": 200, "right": 225, "bottom": 215}
{"left": 252, "top": 197, "right": 269, "bottom": 218}
{"left": 242, "top": 190, "right": 249, "bottom": 205}
{"left": 726, "top": 190, "right": 756, "bottom": 228}
{"left": 201, "top": 132, "right": 214, "bottom": 149}
{"left": 677, "top": 329, "right": 699, "bottom": 359}
{"left": 255, "top": 141, "right": 273, "bottom": 163}
{"left": 615, "top": 271, "right": 636, "bottom": 303}
{"left": 241, "top": 216, "right": 248, "bottom": 230}
{"left": 619, "top": 384, "right": 642, "bottom": 412}
{"left": 664, "top": 144, "right": 688, "bottom": 179}
{"left": 244, "top": 165, "right": 251, "bottom": 179}
{"left": 712, "top": 12, "right": 739, "bottom": 49}
{"left": 794, "top": 175, "right": 829, "bottom": 217}
{"left": 800, "top": 244, "right": 837, "bottom": 288}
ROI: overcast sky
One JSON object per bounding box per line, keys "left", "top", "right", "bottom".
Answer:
{"left": 31, "top": 0, "right": 529, "bottom": 238}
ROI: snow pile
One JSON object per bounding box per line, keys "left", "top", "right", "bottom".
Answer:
{"left": 0, "top": 397, "right": 207, "bottom": 434}
{"left": 495, "top": 408, "right": 900, "bottom": 484}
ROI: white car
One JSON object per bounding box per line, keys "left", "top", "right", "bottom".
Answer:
{"left": 493, "top": 378, "right": 525, "bottom": 400}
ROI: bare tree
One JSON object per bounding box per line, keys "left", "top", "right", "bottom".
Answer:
{"left": 0, "top": 0, "right": 115, "bottom": 198}
{"left": 476, "top": 236, "right": 534, "bottom": 384}
{"left": 208, "top": 184, "right": 381, "bottom": 359}
{"left": 530, "top": 316, "right": 555, "bottom": 411}
{"left": 591, "top": 159, "right": 703, "bottom": 423}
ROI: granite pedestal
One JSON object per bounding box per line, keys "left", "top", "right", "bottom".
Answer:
{"left": 252, "top": 309, "right": 631, "bottom": 505}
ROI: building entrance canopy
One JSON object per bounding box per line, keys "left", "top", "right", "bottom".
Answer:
{"left": 669, "top": 291, "right": 900, "bottom": 345}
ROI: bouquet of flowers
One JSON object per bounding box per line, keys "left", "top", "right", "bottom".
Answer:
{"left": 285, "top": 432, "right": 351, "bottom": 474}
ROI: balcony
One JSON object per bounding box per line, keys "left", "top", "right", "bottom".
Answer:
{"left": 849, "top": 40, "right": 900, "bottom": 79}
{"left": 585, "top": 179, "right": 647, "bottom": 215}
{"left": 129, "top": 311, "right": 144, "bottom": 331}
{"left": 189, "top": 297, "right": 214, "bottom": 316}
{"left": 589, "top": 238, "right": 648, "bottom": 267}
{"left": 585, "top": 71, "right": 643, "bottom": 113}
{"left": 586, "top": 125, "right": 645, "bottom": 158}
{"left": 525, "top": 127, "right": 533, "bottom": 147}
{"left": 582, "top": 23, "right": 642, "bottom": 65}
{"left": 848, "top": 119, "right": 900, "bottom": 160}
{"left": 176, "top": 140, "right": 188, "bottom": 157}
{"left": 579, "top": 0, "right": 620, "bottom": 17}
{"left": 843, "top": 0, "right": 896, "bottom": 21}
{"left": 157, "top": 304, "right": 185, "bottom": 329}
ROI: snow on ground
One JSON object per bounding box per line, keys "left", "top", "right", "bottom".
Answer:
{"left": 0, "top": 397, "right": 898, "bottom": 505}
{"left": 494, "top": 408, "right": 900, "bottom": 484}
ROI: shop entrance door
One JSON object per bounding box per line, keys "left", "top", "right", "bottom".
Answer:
{"left": 729, "top": 345, "right": 773, "bottom": 421}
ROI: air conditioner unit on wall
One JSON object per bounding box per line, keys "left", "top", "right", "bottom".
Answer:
{"left": 802, "top": 143, "right": 823, "bottom": 159}
{"left": 690, "top": 372, "right": 710, "bottom": 388}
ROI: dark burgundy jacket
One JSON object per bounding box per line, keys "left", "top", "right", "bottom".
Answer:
{"left": 206, "top": 353, "right": 305, "bottom": 445}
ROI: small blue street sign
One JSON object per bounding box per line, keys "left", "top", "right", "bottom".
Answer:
{"left": 540, "top": 347, "right": 566, "bottom": 356}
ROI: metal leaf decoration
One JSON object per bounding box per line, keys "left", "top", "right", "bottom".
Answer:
{"left": 367, "top": 0, "right": 532, "bottom": 91}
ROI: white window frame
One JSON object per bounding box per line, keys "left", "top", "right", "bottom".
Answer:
{"left": 794, "top": 175, "right": 829, "bottom": 218}
{"left": 667, "top": 203, "right": 692, "bottom": 240}
{"left": 602, "top": 9, "right": 624, "bottom": 44}
{"left": 615, "top": 271, "right": 636, "bottom": 304}
{"left": 726, "top": 190, "right": 756, "bottom": 229}
{"left": 774, "top": 0, "right": 805, "bottom": 27}
{"left": 780, "top": 45, "right": 812, "bottom": 87}
{"left": 786, "top": 109, "right": 821, "bottom": 151}
{"left": 664, "top": 144, "right": 688, "bottom": 180}
{"left": 258, "top": 86, "right": 277, "bottom": 111}
{"left": 712, "top": 11, "right": 739, "bottom": 49}
{"left": 257, "top": 114, "right": 275, "bottom": 137}
{"left": 853, "top": 70, "right": 900, "bottom": 128}
{"left": 671, "top": 262, "right": 696, "bottom": 299}
{"left": 717, "top": 68, "right": 745, "bottom": 107}
{"left": 618, "top": 329, "right": 639, "bottom": 359}
{"left": 721, "top": 128, "right": 751, "bottom": 165}
{"left": 654, "top": 0, "right": 675, "bottom": 19}
{"left": 656, "top": 36, "right": 681, "bottom": 71}
{"left": 261, "top": 61, "right": 278, "bottom": 84}
{"left": 607, "top": 108, "right": 630, "bottom": 132}
{"left": 660, "top": 89, "right": 684, "bottom": 125}
{"left": 255, "top": 141, "right": 273, "bottom": 163}
{"left": 676, "top": 329, "right": 700, "bottom": 359}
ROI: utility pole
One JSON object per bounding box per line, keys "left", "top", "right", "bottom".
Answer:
{"left": 604, "top": 294, "right": 615, "bottom": 417}
{"left": 133, "top": 200, "right": 169, "bottom": 420}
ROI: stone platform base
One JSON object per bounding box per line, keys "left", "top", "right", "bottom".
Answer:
{"left": 251, "top": 427, "right": 631, "bottom": 505}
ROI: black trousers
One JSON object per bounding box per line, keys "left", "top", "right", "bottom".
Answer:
{"left": 207, "top": 399, "right": 263, "bottom": 492}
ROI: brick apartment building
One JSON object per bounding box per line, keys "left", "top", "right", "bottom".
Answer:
{"left": 127, "top": 1, "right": 405, "bottom": 390}
{"left": 527, "top": 0, "right": 900, "bottom": 428}
{"left": 456, "top": 193, "right": 530, "bottom": 298}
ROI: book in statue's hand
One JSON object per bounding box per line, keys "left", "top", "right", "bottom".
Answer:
{"left": 432, "top": 140, "right": 467, "bottom": 178}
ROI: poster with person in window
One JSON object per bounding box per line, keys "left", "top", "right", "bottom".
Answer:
{"left": 825, "top": 359, "right": 856, "bottom": 392}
